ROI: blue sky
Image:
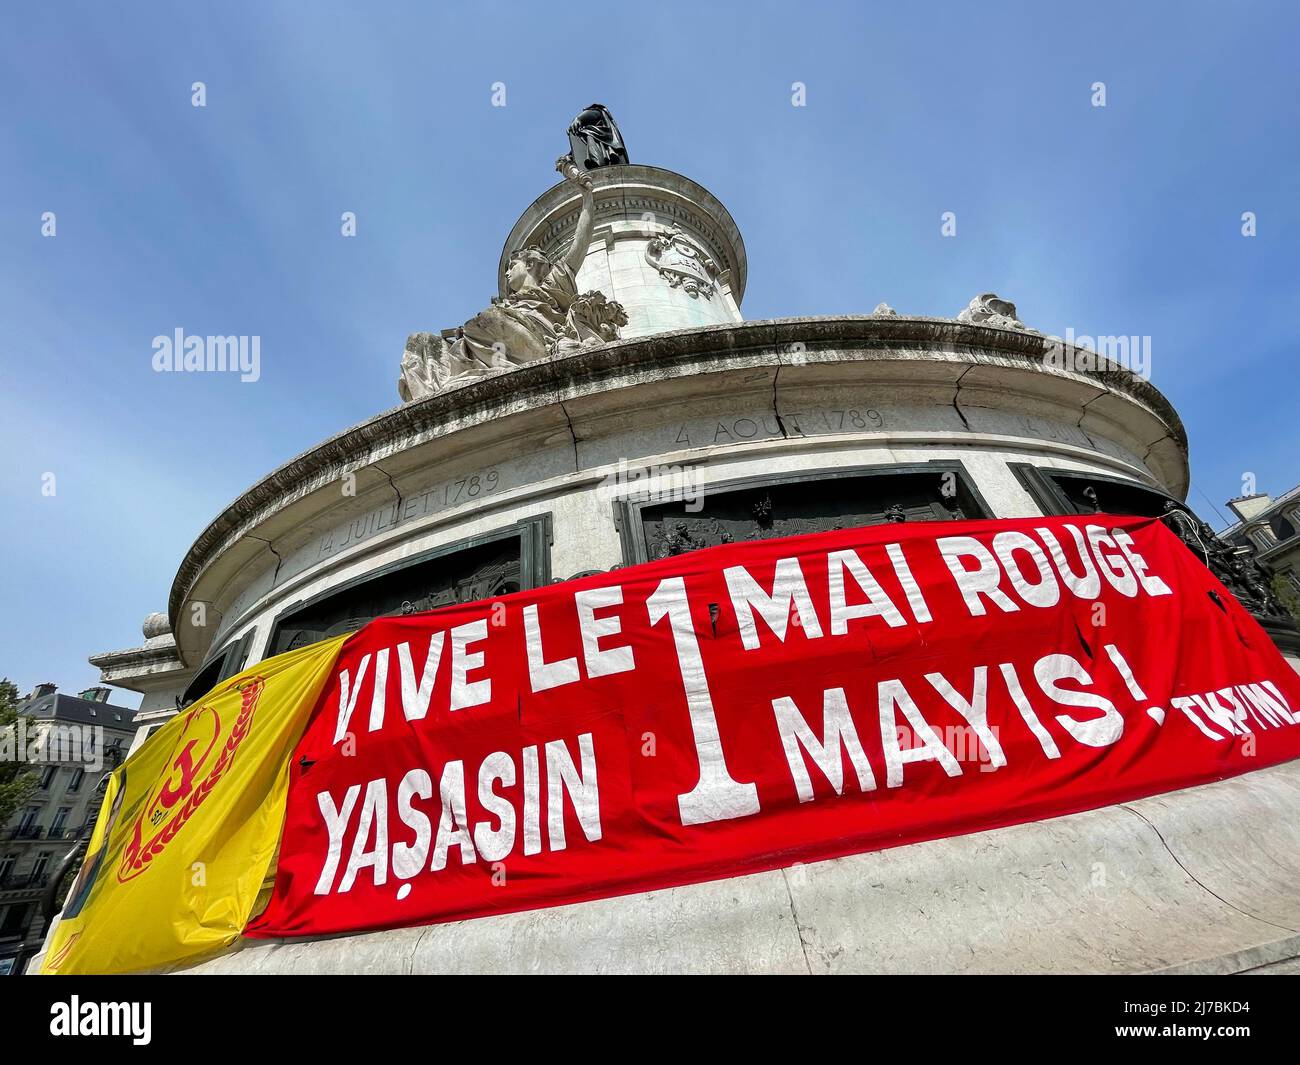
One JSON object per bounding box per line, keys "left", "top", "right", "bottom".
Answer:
{"left": 1, "top": 1, "right": 1297, "bottom": 706}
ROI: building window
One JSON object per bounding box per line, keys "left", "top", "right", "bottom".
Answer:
{"left": 613, "top": 462, "right": 992, "bottom": 565}
{"left": 29, "top": 854, "right": 51, "bottom": 885}
{"left": 66, "top": 767, "right": 84, "bottom": 793}
{"left": 0, "top": 856, "right": 15, "bottom": 885}
{"left": 0, "top": 902, "right": 33, "bottom": 938}
{"left": 37, "top": 765, "right": 57, "bottom": 790}
{"left": 265, "top": 516, "right": 553, "bottom": 659}
{"left": 1249, "top": 526, "right": 1277, "bottom": 551}
{"left": 49, "top": 808, "right": 70, "bottom": 838}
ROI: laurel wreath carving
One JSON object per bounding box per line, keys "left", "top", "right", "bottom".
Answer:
{"left": 116, "top": 676, "right": 266, "bottom": 882}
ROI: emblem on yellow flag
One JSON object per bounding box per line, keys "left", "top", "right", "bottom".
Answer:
{"left": 40, "top": 635, "right": 348, "bottom": 975}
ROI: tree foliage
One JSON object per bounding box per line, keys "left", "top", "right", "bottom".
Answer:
{"left": 0, "top": 677, "right": 38, "bottom": 827}
{"left": 1271, "top": 574, "right": 1300, "bottom": 624}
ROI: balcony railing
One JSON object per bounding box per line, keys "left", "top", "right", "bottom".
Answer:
{"left": 0, "top": 873, "right": 49, "bottom": 891}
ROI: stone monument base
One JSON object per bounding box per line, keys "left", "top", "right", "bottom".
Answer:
{"left": 164, "top": 756, "right": 1300, "bottom": 975}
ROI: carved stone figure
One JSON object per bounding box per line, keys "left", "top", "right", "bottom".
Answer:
{"left": 1160, "top": 501, "right": 1288, "bottom": 618}
{"left": 564, "top": 288, "right": 629, "bottom": 345}
{"left": 1159, "top": 501, "right": 1203, "bottom": 547}
{"left": 399, "top": 156, "right": 627, "bottom": 402}
{"left": 871, "top": 302, "right": 898, "bottom": 316}
{"left": 567, "top": 104, "right": 629, "bottom": 171}
{"left": 645, "top": 225, "right": 719, "bottom": 299}
{"left": 1228, "top": 555, "right": 1287, "bottom": 617}
{"left": 957, "top": 292, "right": 1036, "bottom": 332}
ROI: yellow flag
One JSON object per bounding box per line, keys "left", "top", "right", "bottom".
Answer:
{"left": 40, "top": 634, "right": 348, "bottom": 975}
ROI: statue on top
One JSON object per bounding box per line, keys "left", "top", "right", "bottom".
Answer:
{"left": 399, "top": 151, "right": 628, "bottom": 402}
{"left": 567, "top": 104, "right": 629, "bottom": 171}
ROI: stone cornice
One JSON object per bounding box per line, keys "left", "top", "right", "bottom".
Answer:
{"left": 168, "top": 315, "right": 1187, "bottom": 632}
{"left": 89, "top": 643, "right": 183, "bottom": 670}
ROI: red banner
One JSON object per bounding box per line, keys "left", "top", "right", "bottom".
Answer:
{"left": 248, "top": 515, "right": 1300, "bottom": 939}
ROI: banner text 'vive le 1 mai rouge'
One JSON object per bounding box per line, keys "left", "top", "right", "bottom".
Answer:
{"left": 249, "top": 514, "right": 1300, "bottom": 939}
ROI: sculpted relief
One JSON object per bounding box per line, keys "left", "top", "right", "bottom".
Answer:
{"left": 398, "top": 155, "right": 628, "bottom": 403}
{"left": 645, "top": 225, "right": 719, "bottom": 299}
{"left": 956, "top": 292, "right": 1038, "bottom": 333}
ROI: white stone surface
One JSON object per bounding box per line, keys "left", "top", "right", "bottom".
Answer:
{"left": 178, "top": 760, "right": 1300, "bottom": 975}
